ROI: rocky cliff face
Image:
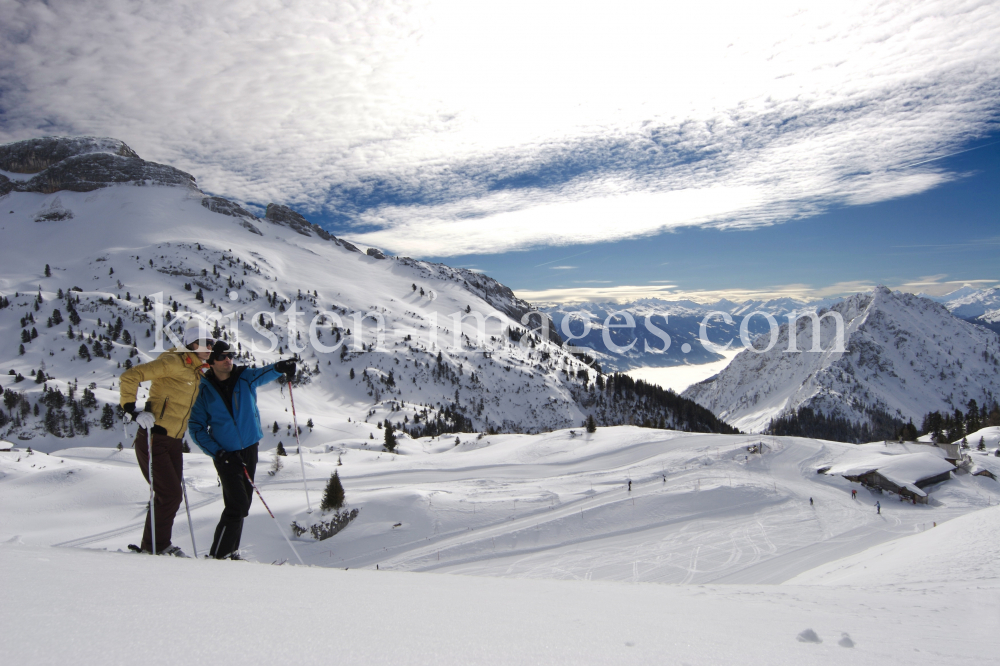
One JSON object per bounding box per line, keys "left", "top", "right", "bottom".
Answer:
{"left": 682, "top": 287, "right": 1000, "bottom": 433}
{"left": 0, "top": 136, "right": 196, "bottom": 193}
{"left": 0, "top": 136, "right": 139, "bottom": 173}
{"left": 264, "top": 203, "right": 361, "bottom": 253}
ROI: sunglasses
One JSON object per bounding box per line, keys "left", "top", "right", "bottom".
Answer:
{"left": 215, "top": 352, "right": 236, "bottom": 361}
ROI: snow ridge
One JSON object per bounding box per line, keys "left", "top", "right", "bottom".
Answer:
{"left": 682, "top": 286, "right": 1000, "bottom": 433}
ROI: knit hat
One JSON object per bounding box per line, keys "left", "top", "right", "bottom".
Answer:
{"left": 208, "top": 340, "right": 232, "bottom": 363}
{"left": 182, "top": 321, "right": 215, "bottom": 349}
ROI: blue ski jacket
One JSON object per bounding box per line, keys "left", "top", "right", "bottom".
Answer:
{"left": 188, "top": 364, "right": 283, "bottom": 457}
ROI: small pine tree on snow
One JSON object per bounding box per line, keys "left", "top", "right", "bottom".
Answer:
{"left": 369, "top": 432, "right": 374, "bottom": 440}
{"left": 272, "top": 420, "right": 279, "bottom": 434}
{"left": 307, "top": 418, "right": 314, "bottom": 430}
{"left": 349, "top": 368, "right": 355, "bottom": 379}
{"left": 117, "top": 442, "right": 123, "bottom": 451}
{"left": 979, "top": 436, "right": 986, "bottom": 451}
{"left": 276, "top": 442, "right": 287, "bottom": 456}
{"left": 320, "top": 470, "right": 345, "bottom": 511}
{"left": 384, "top": 421, "right": 397, "bottom": 452}
{"left": 100, "top": 403, "right": 115, "bottom": 429}
{"left": 270, "top": 449, "right": 283, "bottom": 475}
{"left": 195, "top": 288, "right": 204, "bottom": 303}
{"left": 454, "top": 436, "right": 460, "bottom": 446}
{"left": 44, "top": 264, "right": 51, "bottom": 277}
{"left": 585, "top": 414, "right": 597, "bottom": 433}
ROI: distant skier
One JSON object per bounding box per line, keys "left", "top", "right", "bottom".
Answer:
{"left": 628, "top": 479, "right": 632, "bottom": 492}
{"left": 119, "top": 323, "right": 214, "bottom": 556}
{"left": 188, "top": 341, "right": 296, "bottom": 559}
{"left": 809, "top": 497, "right": 813, "bottom": 506}
{"left": 875, "top": 501, "right": 881, "bottom": 515}
{"left": 851, "top": 489, "right": 857, "bottom": 499}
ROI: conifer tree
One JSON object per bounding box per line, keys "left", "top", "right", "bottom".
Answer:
{"left": 384, "top": 421, "right": 397, "bottom": 452}
{"left": 585, "top": 414, "right": 597, "bottom": 433}
{"left": 100, "top": 403, "right": 115, "bottom": 429}
{"left": 277, "top": 441, "right": 287, "bottom": 456}
{"left": 320, "top": 470, "right": 345, "bottom": 511}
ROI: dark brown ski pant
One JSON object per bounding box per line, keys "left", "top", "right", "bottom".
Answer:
{"left": 134, "top": 428, "right": 184, "bottom": 553}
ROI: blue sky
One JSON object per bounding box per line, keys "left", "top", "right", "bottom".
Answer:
{"left": 413, "top": 135, "right": 1000, "bottom": 302}
{"left": 2, "top": 0, "right": 998, "bottom": 302}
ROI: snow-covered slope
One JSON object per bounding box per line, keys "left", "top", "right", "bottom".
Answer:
{"left": 682, "top": 287, "right": 1000, "bottom": 433}
{"left": 4, "top": 427, "right": 998, "bottom": 580}
{"left": 3, "top": 426, "right": 999, "bottom": 664}
{"left": 0, "top": 187, "right": 586, "bottom": 446}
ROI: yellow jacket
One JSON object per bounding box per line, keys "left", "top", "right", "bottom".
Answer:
{"left": 119, "top": 348, "right": 208, "bottom": 439}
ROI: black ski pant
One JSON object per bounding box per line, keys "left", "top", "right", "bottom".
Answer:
{"left": 134, "top": 429, "right": 184, "bottom": 553}
{"left": 209, "top": 444, "right": 258, "bottom": 558}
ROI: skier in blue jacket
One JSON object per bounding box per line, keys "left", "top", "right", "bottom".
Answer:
{"left": 188, "top": 341, "right": 296, "bottom": 559}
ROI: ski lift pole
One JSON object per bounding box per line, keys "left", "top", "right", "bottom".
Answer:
{"left": 287, "top": 381, "right": 312, "bottom": 512}
{"left": 242, "top": 465, "right": 304, "bottom": 565}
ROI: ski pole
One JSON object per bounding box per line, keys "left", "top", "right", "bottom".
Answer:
{"left": 181, "top": 471, "right": 198, "bottom": 558}
{"left": 287, "top": 381, "right": 312, "bottom": 512}
{"left": 242, "top": 465, "right": 304, "bottom": 565}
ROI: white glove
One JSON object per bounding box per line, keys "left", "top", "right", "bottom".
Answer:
{"left": 134, "top": 412, "right": 156, "bottom": 430}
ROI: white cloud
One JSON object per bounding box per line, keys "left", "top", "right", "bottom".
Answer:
{"left": 2, "top": 0, "right": 999, "bottom": 255}
{"left": 516, "top": 277, "right": 999, "bottom": 304}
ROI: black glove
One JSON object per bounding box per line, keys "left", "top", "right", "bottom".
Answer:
{"left": 215, "top": 450, "right": 244, "bottom": 470}
{"left": 274, "top": 359, "right": 297, "bottom": 379}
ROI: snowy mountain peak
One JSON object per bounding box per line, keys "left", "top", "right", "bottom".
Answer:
{"left": 682, "top": 287, "right": 1000, "bottom": 434}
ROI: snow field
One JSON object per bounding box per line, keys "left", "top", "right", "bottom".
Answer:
{"left": 4, "top": 427, "right": 998, "bottom": 585}
{"left": 3, "top": 427, "right": 998, "bottom": 654}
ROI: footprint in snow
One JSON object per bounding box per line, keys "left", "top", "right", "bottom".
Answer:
{"left": 796, "top": 629, "right": 822, "bottom": 643}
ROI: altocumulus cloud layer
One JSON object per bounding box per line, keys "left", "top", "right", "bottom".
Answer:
{"left": 1, "top": 0, "right": 998, "bottom": 256}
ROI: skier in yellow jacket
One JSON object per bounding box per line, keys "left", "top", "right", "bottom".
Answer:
{"left": 119, "top": 323, "right": 213, "bottom": 555}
